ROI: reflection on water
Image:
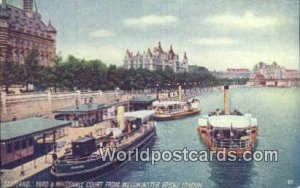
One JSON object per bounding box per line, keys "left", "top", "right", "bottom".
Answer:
{"left": 209, "top": 160, "right": 254, "bottom": 188}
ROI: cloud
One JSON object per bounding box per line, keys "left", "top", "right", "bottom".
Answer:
{"left": 123, "top": 14, "right": 178, "bottom": 27}
{"left": 89, "top": 29, "right": 116, "bottom": 38}
{"left": 191, "top": 37, "right": 238, "bottom": 46}
{"left": 204, "top": 11, "right": 281, "bottom": 30}
{"left": 59, "top": 43, "right": 122, "bottom": 65}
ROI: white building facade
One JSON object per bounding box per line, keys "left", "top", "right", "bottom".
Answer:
{"left": 123, "top": 42, "right": 188, "bottom": 73}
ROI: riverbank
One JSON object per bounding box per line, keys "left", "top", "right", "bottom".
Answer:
{"left": 1, "top": 85, "right": 249, "bottom": 122}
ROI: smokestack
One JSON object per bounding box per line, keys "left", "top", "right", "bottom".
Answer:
{"left": 117, "top": 106, "right": 125, "bottom": 131}
{"left": 224, "top": 85, "right": 230, "bottom": 115}
{"left": 178, "top": 85, "right": 182, "bottom": 101}
{"left": 23, "top": 0, "right": 33, "bottom": 13}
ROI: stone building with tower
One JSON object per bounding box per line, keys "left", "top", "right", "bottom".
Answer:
{"left": 124, "top": 42, "right": 189, "bottom": 73}
{"left": 0, "top": 0, "right": 56, "bottom": 66}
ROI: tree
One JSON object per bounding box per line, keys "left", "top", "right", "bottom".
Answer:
{"left": 0, "top": 61, "right": 23, "bottom": 93}
{"left": 24, "top": 48, "right": 42, "bottom": 91}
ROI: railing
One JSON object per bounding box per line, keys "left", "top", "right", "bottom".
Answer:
{"left": 212, "top": 138, "right": 250, "bottom": 149}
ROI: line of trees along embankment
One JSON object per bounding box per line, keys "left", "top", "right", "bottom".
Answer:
{"left": 0, "top": 49, "right": 249, "bottom": 93}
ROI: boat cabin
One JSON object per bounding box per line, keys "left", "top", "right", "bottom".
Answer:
{"left": 124, "top": 110, "right": 155, "bottom": 130}
{"left": 105, "top": 110, "right": 155, "bottom": 148}
{"left": 71, "top": 137, "right": 97, "bottom": 157}
{"left": 153, "top": 101, "right": 186, "bottom": 114}
{"left": 199, "top": 114, "right": 258, "bottom": 149}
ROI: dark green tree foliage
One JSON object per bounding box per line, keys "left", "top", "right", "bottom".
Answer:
{"left": 0, "top": 61, "right": 23, "bottom": 92}
{"left": 1, "top": 53, "right": 248, "bottom": 92}
{"left": 24, "top": 48, "right": 42, "bottom": 90}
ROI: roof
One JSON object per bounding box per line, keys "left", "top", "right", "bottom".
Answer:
{"left": 47, "top": 21, "right": 57, "bottom": 33}
{"left": 3, "top": 4, "right": 55, "bottom": 39}
{"left": 124, "top": 110, "right": 154, "bottom": 121}
{"left": 152, "top": 100, "right": 185, "bottom": 107}
{"left": 1, "top": 117, "right": 71, "bottom": 141}
{"left": 207, "top": 115, "right": 255, "bottom": 129}
{"left": 198, "top": 118, "right": 208, "bottom": 126}
{"left": 53, "top": 103, "right": 111, "bottom": 114}
{"left": 130, "top": 96, "right": 156, "bottom": 104}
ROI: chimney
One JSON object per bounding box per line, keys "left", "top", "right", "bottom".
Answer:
{"left": 224, "top": 85, "right": 230, "bottom": 115}
{"left": 23, "top": 0, "right": 33, "bottom": 13}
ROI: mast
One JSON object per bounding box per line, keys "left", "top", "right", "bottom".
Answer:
{"left": 224, "top": 85, "right": 230, "bottom": 115}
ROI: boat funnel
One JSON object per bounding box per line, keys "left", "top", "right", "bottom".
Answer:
{"left": 224, "top": 85, "right": 230, "bottom": 115}
{"left": 178, "top": 85, "right": 182, "bottom": 101}
{"left": 117, "top": 106, "right": 125, "bottom": 131}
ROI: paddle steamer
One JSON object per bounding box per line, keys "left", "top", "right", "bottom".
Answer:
{"left": 197, "top": 86, "right": 258, "bottom": 156}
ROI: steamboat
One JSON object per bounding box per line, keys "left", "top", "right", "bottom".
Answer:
{"left": 197, "top": 86, "right": 258, "bottom": 156}
{"left": 153, "top": 99, "right": 200, "bottom": 121}
{"left": 50, "top": 109, "right": 156, "bottom": 177}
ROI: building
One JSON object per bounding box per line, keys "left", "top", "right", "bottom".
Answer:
{"left": 249, "top": 62, "right": 299, "bottom": 86}
{"left": 124, "top": 42, "right": 188, "bottom": 73}
{"left": 0, "top": 0, "right": 56, "bottom": 66}
{"left": 283, "top": 69, "right": 299, "bottom": 79}
{"left": 211, "top": 68, "right": 251, "bottom": 79}
{"left": 253, "top": 62, "right": 299, "bottom": 80}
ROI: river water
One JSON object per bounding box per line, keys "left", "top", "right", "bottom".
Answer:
{"left": 28, "top": 87, "right": 300, "bottom": 188}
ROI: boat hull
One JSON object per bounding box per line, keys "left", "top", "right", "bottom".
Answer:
{"left": 50, "top": 128, "right": 156, "bottom": 178}
{"left": 154, "top": 108, "right": 200, "bottom": 121}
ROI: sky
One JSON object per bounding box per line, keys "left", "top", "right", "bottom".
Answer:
{"left": 6, "top": 0, "right": 300, "bottom": 71}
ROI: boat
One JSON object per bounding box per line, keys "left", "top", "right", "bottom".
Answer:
{"left": 153, "top": 99, "right": 201, "bottom": 121}
{"left": 197, "top": 86, "right": 258, "bottom": 156}
{"left": 50, "top": 109, "right": 156, "bottom": 177}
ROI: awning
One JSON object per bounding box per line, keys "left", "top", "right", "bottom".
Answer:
{"left": 1, "top": 117, "right": 72, "bottom": 142}
{"left": 208, "top": 115, "right": 253, "bottom": 129}
{"left": 53, "top": 103, "right": 111, "bottom": 114}
{"left": 124, "top": 110, "right": 155, "bottom": 121}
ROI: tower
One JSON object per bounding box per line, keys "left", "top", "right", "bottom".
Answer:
{"left": 0, "top": 1, "right": 9, "bottom": 63}
{"left": 47, "top": 21, "right": 57, "bottom": 66}
{"left": 182, "top": 52, "right": 188, "bottom": 64}
{"left": 23, "top": 0, "right": 34, "bottom": 13}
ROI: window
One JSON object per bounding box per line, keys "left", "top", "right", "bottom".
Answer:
{"left": 27, "top": 137, "right": 33, "bottom": 147}
{"left": 14, "top": 141, "right": 20, "bottom": 151}
{"left": 22, "top": 139, "right": 27, "bottom": 149}
{"left": 7, "top": 143, "right": 12, "bottom": 153}
{"left": 28, "top": 137, "right": 33, "bottom": 146}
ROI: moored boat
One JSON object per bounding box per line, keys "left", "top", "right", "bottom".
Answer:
{"left": 153, "top": 99, "right": 201, "bottom": 121}
{"left": 50, "top": 109, "right": 156, "bottom": 177}
{"left": 197, "top": 86, "right": 258, "bottom": 156}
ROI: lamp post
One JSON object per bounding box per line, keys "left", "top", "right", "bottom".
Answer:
{"left": 167, "top": 83, "right": 171, "bottom": 99}
{"left": 156, "top": 84, "right": 159, "bottom": 100}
